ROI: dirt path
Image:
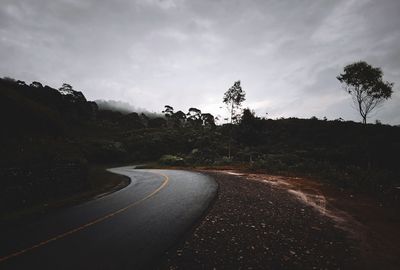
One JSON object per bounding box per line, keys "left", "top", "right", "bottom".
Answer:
{"left": 157, "top": 170, "right": 400, "bottom": 270}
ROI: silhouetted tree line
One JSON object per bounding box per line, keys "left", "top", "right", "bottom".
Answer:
{"left": 161, "top": 105, "right": 216, "bottom": 128}
{"left": 0, "top": 77, "right": 98, "bottom": 138}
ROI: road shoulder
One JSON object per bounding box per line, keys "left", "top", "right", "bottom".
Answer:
{"left": 157, "top": 170, "right": 400, "bottom": 270}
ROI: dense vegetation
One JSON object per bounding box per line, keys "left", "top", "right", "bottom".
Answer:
{"left": 1, "top": 77, "right": 399, "bottom": 214}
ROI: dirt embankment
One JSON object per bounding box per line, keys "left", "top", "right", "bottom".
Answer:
{"left": 157, "top": 170, "right": 400, "bottom": 270}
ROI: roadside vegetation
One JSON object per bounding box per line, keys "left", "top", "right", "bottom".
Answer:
{"left": 1, "top": 61, "right": 398, "bottom": 217}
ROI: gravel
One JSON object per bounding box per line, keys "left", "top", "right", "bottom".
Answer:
{"left": 157, "top": 171, "right": 360, "bottom": 270}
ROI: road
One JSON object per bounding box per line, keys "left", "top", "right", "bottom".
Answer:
{"left": 0, "top": 167, "right": 218, "bottom": 270}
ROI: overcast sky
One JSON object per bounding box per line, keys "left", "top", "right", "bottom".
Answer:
{"left": 1, "top": 0, "right": 399, "bottom": 124}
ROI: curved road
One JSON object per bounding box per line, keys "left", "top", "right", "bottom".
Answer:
{"left": 0, "top": 167, "right": 218, "bottom": 269}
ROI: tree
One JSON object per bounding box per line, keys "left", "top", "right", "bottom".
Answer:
{"left": 223, "top": 81, "right": 246, "bottom": 159}
{"left": 237, "top": 108, "right": 263, "bottom": 146}
{"left": 337, "top": 61, "right": 393, "bottom": 124}
{"left": 223, "top": 81, "right": 246, "bottom": 124}
{"left": 162, "top": 105, "right": 174, "bottom": 117}
{"left": 59, "top": 83, "right": 73, "bottom": 94}
{"left": 30, "top": 81, "right": 43, "bottom": 88}
{"left": 241, "top": 108, "right": 256, "bottom": 125}
{"left": 162, "top": 105, "right": 174, "bottom": 128}
{"left": 172, "top": 110, "right": 186, "bottom": 127}
{"left": 17, "top": 80, "right": 26, "bottom": 86}
{"left": 201, "top": 113, "right": 215, "bottom": 128}
{"left": 187, "top": 107, "right": 202, "bottom": 127}
{"left": 59, "top": 83, "right": 87, "bottom": 102}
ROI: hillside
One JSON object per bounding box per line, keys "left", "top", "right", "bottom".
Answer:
{"left": 1, "top": 77, "right": 399, "bottom": 215}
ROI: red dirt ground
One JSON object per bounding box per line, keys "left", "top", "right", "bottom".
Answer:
{"left": 157, "top": 170, "right": 400, "bottom": 270}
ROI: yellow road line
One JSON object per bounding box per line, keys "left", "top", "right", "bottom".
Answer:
{"left": 0, "top": 171, "right": 169, "bottom": 263}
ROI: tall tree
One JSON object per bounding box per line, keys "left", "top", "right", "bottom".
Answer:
{"left": 187, "top": 107, "right": 202, "bottom": 127}
{"left": 223, "top": 80, "right": 246, "bottom": 124}
{"left": 337, "top": 61, "right": 393, "bottom": 124}
{"left": 59, "top": 83, "right": 73, "bottom": 94}
{"left": 201, "top": 113, "right": 215, "bottom": 128}
{"left": 172, "top": 110, "right": 186, "bottom": 127}
{"left": 162, "top": 105, "right": 174, "bottom": 128}
{"left": 223, "top": 81, "right": 246, "bottom": 159}
{"left": 162, "top": 105, "right": 174, "bottom": 117}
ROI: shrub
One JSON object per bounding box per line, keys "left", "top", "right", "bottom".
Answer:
{"left": 159, "top": 155, "right": 185, "bottom": 166}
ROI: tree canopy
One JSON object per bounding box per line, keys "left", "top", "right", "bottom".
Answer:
{"left": 337, "top": 61, "right": 393, "bottom": 124}
{"left": 223, "top": 81, "right": 246, "bottom": 124}
{"left": 162, "top": 105, "right": 174, "bottom": 117}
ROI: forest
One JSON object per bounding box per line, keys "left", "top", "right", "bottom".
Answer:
{"left": 1, "top": 76, "right": 399, "bottom": 215}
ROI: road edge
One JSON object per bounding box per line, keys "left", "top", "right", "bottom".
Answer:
{"left": 152, "top": 169, "right": 220, "bottom": 269}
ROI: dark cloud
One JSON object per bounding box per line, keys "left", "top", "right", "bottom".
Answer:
{"left": 1, "top": 0, "right": 399, "bottom": 124}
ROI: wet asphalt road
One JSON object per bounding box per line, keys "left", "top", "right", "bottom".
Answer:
{"left": 0, "top": 167, "right": 217, "bottom": 270}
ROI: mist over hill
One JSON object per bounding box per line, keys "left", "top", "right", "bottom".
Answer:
{"left": 94, "top": 99, "right": 162, "bottom": 118}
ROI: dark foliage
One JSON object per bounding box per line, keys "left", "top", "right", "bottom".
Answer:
{"left": 1, "top": 77, "right": 399, "bottom": 214}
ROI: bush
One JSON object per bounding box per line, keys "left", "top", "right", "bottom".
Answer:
{"left": 213, "top": 156, "right": 233, "bottom": 166}
{"left": 159, "top": 155, "right": 185, "bottom": 166}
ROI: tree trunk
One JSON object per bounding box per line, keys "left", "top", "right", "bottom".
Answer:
{"left": 362, "top": 115, "right": 367, "bottom": 124}
{"left": 230, "top": 102, "right": 234, "bottom": 124}
{"left": 228, "top": 102, "right": 233, "bottom": 159}
{"left": 227, "top": 125, "right": 232, "bottom": 159}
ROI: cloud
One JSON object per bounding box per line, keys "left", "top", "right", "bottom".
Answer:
{"left": 0, "top": 0, "right": 399, "bottom": 124}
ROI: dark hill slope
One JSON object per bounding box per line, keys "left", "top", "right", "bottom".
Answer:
{"left": 1, "top": 77, "right": 399, "bottom": 214}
